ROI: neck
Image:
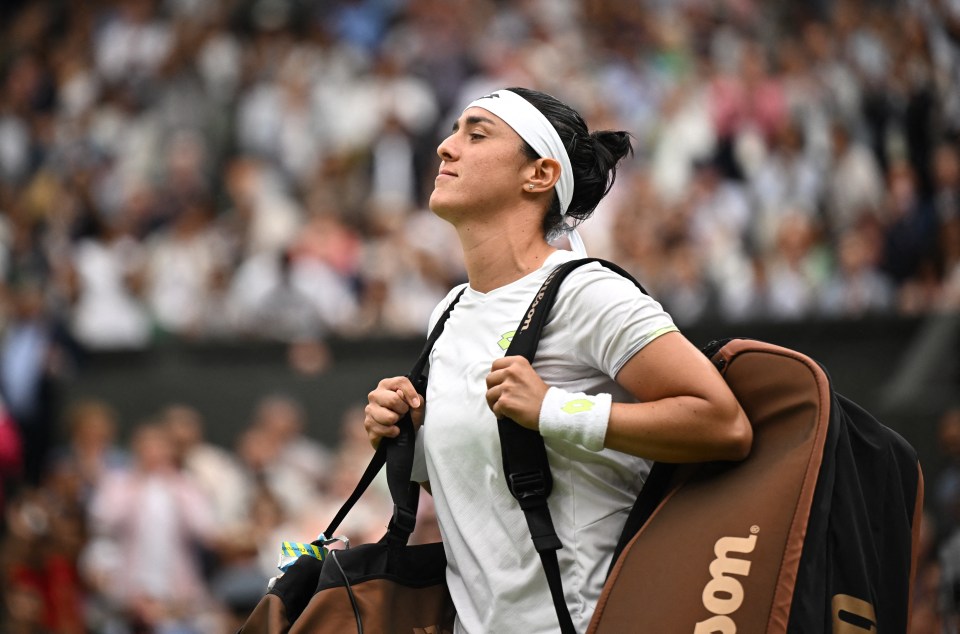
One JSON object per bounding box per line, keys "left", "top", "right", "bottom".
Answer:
{"left": 452, "top": 206, "right": 556, "bottom": 293}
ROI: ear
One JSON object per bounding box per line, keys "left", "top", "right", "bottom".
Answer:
{"left": 523, "top": 157, "right": 562, "bottom": 194}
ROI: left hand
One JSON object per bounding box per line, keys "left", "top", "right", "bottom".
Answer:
{"left": 485, "top": 356, "right": 549, "bottom": 429}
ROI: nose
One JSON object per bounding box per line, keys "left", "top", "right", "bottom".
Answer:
{"left": 437, "top": 133, "right": 456, "bottom": 161}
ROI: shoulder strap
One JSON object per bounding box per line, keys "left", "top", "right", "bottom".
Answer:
{"left": 500, "top": 257, "right": 647, "bottom": 634}
{"left": 321, "top": 288, "right": 466, "bottom": 544}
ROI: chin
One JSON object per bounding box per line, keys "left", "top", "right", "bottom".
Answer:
{"left": 428, "top": 192, "right": 455, "bottom": 220}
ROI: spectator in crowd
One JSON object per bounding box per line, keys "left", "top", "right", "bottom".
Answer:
{"left": 746, "top": 118, "right": 824, "bottom": 255}
{"left": 2, "top": 421, "right": 92, "bottom": 634}
{"left": 348, "top": 209, "right": 463, "bottom": 336}
{"left": 920, "top": 0, "right": 960, "bottom": 138}
{"left": 708, "top": 37, "right": 789, "bottom": 177}
{"left": 93, "top": 0, "right": 172, "bottom": 87}
{"left": 1, "top": 485, "right": 86, "bottom": 634}
{"left": 159, "top": 406, "right": 294, "bottom": 631}
{"left": 881, "top": 159, "right": 938, "bottom": 282}
{"left": 143, "top": 195, "right": 231, "bottom": 339}
{"left": 162, "top": 403, "right": 250, "bottom": 528}
{"left": 879, "top": 158, "right": 940, "bottom": 314}
{"left": 240, "top": 394, "right": 333, "bottom": 519}
{"left": 764, "top": 211, "right": 828, "bottom": 320}
{"left": 47, "top": 398, "right": 128, "bottom": 507}
{"left": 0, "top": 580, "right": 48, "bottom": 634}
{"left": 220, "top": 156, "right": 302, "bottom": 262}
{"left": 82, "top": 422, "right": 219, "bottom": 633}
{"left": 819, "top": 224, "right": 896, "bottom": 317}
{"left": 684, "top": 156, "right": 755, "bottom": 321}
{"left": 657, "top": 240, "right": 717, "bottom": 327}
{"left": 823, "top": 119, "right": 887, "bottom": 238}
{"left": 933, "top": 407, "right": 960, "bottom": 542}
{"left": 934, "top": 141, "right": 960, "bottom": 310}
{"left": 0, "top": 277, "right": 75, "bottom": 485}
{"left": 228, "top": 246, "right": 355, "bottom": 340}
{"left": 0, "top": 396, "right": 21, "bottom": 510}
{"left": 67, "top": 204, "right": 152, "bottom": 350}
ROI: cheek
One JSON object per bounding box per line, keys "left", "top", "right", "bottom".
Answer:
{"left": 475, "top": 156, "right": 523, "bottom": 189}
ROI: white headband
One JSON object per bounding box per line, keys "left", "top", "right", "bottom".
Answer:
{"left": 466, "top": 89, "right": 574, "bottom": 217}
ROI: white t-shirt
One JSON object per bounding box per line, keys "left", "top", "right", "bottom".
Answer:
{"left": 412, "top": 250, "right": 678, "bottom": 634}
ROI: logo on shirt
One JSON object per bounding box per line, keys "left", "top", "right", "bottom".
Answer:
{"left": 562, "top": 399, "right": 595, "bottom": 414}
{"left": 497, "top": 331, "right": 515, "bottom": 351}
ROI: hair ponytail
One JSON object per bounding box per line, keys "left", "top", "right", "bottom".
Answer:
{"left": 506, "top": 87, "right": 633, "bottom": 240}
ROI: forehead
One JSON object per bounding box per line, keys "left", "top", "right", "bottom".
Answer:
{"left": 455, "top": 106, "right": 516, "bottom": 136}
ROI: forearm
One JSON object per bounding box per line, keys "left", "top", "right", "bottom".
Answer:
{"left": 603, "top": 395, "right": 751, "bottom": 463}
{"left": 488, "top": 334, "right": 753, "bottom": 463}
{"left": 597, "top": 331, "right": 753, "bottom": 463}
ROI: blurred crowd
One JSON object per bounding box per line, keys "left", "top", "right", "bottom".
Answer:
{"left": 0, "top": 393, "right": 428, "bottom": 633}
{"left": 1, "top": 0, "right": 959, "bottom": 352}
{"left": 2, "top": 0, "right": 960, "bottom": 631}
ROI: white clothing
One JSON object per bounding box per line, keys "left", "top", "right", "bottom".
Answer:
{"left": 144, "top": 228, "right": 228, "bottom": 334}
{"left": 88, "top": 470, "right": 216, "bottom": 605}
{"left": 412, "top": 250, "right": 677, "bottom": 634}
{"left": 136, "top": 477, "right": 179, "bottom": 598}
{"left": 228, "top": 251, "right": 358, "bottom": 335}
{"left": 71, "top": 237, "right": 152, "bottom": 349}
{"left": 94, "top": 16, "right": 172, "bottom": 82}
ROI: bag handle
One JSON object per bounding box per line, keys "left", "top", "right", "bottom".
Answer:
{"left": 499, "top": 257, "right": 647, "bottom": 634}
{"left": 320, "top": 288, "right": 466, "bottom": 545}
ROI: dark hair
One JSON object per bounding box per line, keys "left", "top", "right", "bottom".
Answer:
{"left": 507, "top": 87, "right": 633, "bottom": 239}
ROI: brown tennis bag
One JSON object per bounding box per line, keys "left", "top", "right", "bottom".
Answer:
{"left": 588, "top": 337, "right": 924, "bottom": 633}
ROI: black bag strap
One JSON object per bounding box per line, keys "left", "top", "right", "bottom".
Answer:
{"left": 320, "top": 288, "right": 466, "bottom": 545}
{"left": 500, "top": 257, "right": 647, "bottom": 634}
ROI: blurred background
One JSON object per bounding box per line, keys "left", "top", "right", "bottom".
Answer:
{"left": 0, "top": 0, "right": 957, "bottom": 631}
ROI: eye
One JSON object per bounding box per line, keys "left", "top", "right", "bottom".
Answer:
{"left": 469, "top": 131, "right": 485, "bottom": 141}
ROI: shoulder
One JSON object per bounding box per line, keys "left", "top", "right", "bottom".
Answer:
{"left": 548, "top": 258, "right": 678, "bottom": 374}
{"left": 555, "top": 258, "right": 654, "bottom": 310}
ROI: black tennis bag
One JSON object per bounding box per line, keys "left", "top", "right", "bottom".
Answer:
{"left": 589, "top": 336, "right": 923, "bottom": 633}
{"left": 503, "top": 258, "right": 924, "bottom": 634}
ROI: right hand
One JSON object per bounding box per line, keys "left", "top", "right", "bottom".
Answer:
{"left": 364, "top": 376, "right": 425, "bottom": 448}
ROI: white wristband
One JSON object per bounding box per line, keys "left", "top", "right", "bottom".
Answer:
{"left": 538, "top": 386, "right": 612, "bottom": 452}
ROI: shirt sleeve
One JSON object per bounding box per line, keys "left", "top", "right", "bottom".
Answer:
{"left": 552, "top": 263, "right": 678, "bottom": 378}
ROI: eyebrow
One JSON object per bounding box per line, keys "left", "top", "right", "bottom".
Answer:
{"left": 452, "top": 115, "right": 497, "bottom": 132}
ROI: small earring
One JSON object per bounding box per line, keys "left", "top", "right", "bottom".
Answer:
{"left": 527, "top": 184, "right": 534, "bottom": 190}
